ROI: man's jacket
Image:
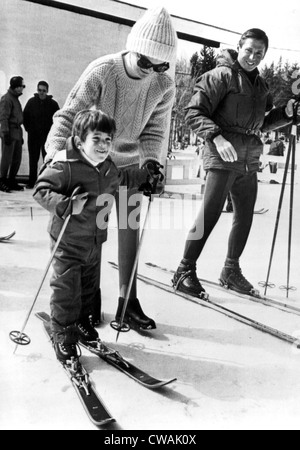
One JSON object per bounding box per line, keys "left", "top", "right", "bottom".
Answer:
{"left": 0, "top": 88, "right": 23, "bottom": 141}
{"left": 186, "top": 49, "right": 292, "bottom": 173}
{"left": 23, "top": 94, "right": 59, "bottom": 141}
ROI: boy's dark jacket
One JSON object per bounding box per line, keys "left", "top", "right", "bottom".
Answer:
{"left": 34, "top": 138, "right": 124, "bottom": 246}
{"left": 186, "top": 49, "right": 293, "bottom": 173}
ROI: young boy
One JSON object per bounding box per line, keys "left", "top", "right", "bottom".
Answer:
{"left": 34, "top": 109, "right": 122, "bottom": 363}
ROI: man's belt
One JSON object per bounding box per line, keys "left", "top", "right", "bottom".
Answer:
{"left": 223, "top": 126, "right": 262, "bottom": 137}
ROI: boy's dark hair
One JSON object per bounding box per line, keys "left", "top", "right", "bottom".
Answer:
{"left": 72, "top": 109, "right": 117, "bottom": 142}
{"left": 38, "top": 81, "right": 49, "bottom": 91}
{"left": 239, "top": 28, "right": 269, "bottom": 53}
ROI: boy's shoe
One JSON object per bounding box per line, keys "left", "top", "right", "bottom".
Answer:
{"left": 0, "top": 179, "right": 11, "bottom": 193}
{"left": 52, "top": 324, "right": 79, "bottom": 364}
{"left": 77, "top": 316, "right": 99, "bottom": 343}
{"left": 115, "top": 298, "right": 156, "bottom": 330}
{"left": 220, "top": 263, "right": 256, "bottom": 296}
{"left": 173, "top": 259, "right": 206, "bottom": 298}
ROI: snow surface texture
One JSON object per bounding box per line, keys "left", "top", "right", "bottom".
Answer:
{"left": 1, "top": 144, "right": 300, "bottom": 430}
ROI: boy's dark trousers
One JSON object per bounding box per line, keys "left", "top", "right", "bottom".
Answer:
{"left": 183, "top": 169, "right": 258, "bottom": 263}
{"left": 50, "top": 237, "right": 101, "bottom": 331}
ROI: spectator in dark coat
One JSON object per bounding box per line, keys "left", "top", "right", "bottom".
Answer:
{"left": 0, "top": 76, "right": 25, "bottom": 192}
{"left": 23, "top": 81, "right": 59, "bottom": 188}
{"left": 268, "top": 137, "right": 285, "bottom": 156}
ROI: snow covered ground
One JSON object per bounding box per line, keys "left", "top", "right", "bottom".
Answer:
{"left": 1, "top": 144, "right": 300, "bottom": 430}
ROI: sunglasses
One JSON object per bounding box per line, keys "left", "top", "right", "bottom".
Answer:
{"left": 137, "top": 54, "right": 170, "bottom": 73}
{"left": 38, "top": 89, "right": 47, "bottom": 93}
{"left": 16, "top": 85, "right": 26, "bottom": 89}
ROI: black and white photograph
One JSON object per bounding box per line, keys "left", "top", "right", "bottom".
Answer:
{"left": 1, "top": 0, "right": 300, "bottom": 433}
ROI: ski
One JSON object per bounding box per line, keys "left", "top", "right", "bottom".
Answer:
{"left": 145, "top": 262, "right": 300, "bottom": 317}
{"left": 36, "top": 312, "right": 115, "bottom": 427}
{"left": 223, "top": 208, "right": 269, "bottom": 215}
{"left": 37, "top": 312, "right": 176, "bottom": 390}
{"left": 108, "top": 262, "right": 299, "bottom": 346}
{"left": 0, "top": 231, "right": 16, "bottom": 242}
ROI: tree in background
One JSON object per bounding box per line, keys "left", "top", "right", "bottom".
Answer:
{"left": 261, "top": 59, "right": 300, "bottom": 137}
{"left": 170, "top": 47, "right": 217, "bottom": 152}
{"left": 190, "top": 46, "right": 217, "bottom": 79}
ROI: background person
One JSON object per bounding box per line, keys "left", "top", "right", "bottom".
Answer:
{"left": 23, "top": 81, "right": 59, "bottom": 188}
{"left": 0, "top": 76, "right": 25, "bottom": 192}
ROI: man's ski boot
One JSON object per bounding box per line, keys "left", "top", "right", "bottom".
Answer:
{"left": 219, "top": 259, "right": 260, "bottom": 297}
{"left": 52, "top": 324, "right": 79, "bottom": 364}
{"left": 173, "top": 259, "right": 208, "bottom": 299}
{"left": 77, "top": 316, "right": 99, "bottom": 343}
{"left": 115, "top": 298, "right": 156, "bottom": 331}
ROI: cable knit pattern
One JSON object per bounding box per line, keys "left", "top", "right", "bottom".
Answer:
{"left": 45, "top": 52, "right": 175, "bottom": 168}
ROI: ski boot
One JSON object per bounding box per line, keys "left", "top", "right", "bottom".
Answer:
{"left": 115, "top": 298, "right": 156, "bottom": 331}
{"left": 219, "top": 259, "right": 260, "bottom": 297}
{"left": 77, "top": 316, "right": 99, "bottom": 344}
{"left": 52, "top": 324, "right": 79, "bottom": 364}
{"left": 173, "top": 259, "right": 208, "bottom": 299}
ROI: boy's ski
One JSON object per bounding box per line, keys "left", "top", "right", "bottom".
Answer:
{"left": 108, "top": 262, "right": 299, "bottom": 346}
{"left": 37, "top": 312, "right": 176, "bottom": 390}
{"left": 223, "top": 208, "right": 269, "bottom": 215}
{"left": 0, "top": 231, "right": 16, "bottom": 242}
{"left": 145, "top": 262, "right": 300, "bottom": 317}
{"left": 36, "top": 312, "right": 115, "bottom": 427}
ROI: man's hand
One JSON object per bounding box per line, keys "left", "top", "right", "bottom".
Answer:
{"left": 213, "top": 135, "right": 238, "bottom": 163}
{"left": 285, "top": 99, "right": 300, "bottom": 118}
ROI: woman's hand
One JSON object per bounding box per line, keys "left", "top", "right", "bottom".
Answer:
{"left": 213, "top": 135, "right": 238, "bottom": 163}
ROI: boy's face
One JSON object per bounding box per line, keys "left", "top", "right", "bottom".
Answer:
{"left": 238, "top": 38, "right": 266, "bottom": 72}
{"left": 79, "top": 130, "right": 113, "bottom": 164}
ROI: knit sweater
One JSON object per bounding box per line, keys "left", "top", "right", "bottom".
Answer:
{"left": 45, "top": 52, "right": 175, "bottom": 168}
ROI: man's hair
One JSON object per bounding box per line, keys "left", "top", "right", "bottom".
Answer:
{"left": 239, "top": 28, "right": 269, "bottom": 52}
{"left": 72, "top": 109, "right": 116, "bottom": 142}
{"left": 37, "top": 81, "right": 49, "bottom": 91}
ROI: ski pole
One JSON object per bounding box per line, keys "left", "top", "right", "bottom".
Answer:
{"left": 9, "top": 186, "right": 82, "bottom": 354}
{"left": 110, "top": 163, "right": 162, "bottom": 342}
{"left": 110, "top": 196, "right": 154, "bottom": 342}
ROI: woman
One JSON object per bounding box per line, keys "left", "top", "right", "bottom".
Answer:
{"left": 45, "top": 7, "right": 178, "bottom": 329}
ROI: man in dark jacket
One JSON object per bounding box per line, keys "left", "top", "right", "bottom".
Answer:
{"left": 173, "top": 28, "right": 300, "bottom": 297}
{"left": 0, "top": 76, "right": 25, "bottom": 192}
{"left": 23, "top": 81, "right": 59, "bottom": 188}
